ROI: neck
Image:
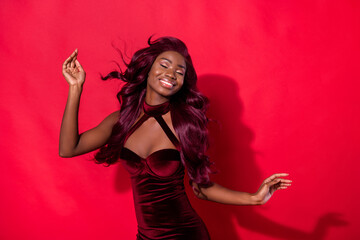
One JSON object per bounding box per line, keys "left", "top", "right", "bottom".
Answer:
{"left": 144, "top": 90, "right": 170, "bottom": 105}
{"left": 143, "top": 98, "right": 170, "bottom": 116}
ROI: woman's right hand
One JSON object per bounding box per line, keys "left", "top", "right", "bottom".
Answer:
{"left": 62, "top": 49, "right": 86, "bottom": 87}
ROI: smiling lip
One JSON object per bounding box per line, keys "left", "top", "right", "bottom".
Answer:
{"left": 159, "top": 78, "right": 175, "bottom": 89}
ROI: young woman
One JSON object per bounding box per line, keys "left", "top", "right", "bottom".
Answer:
{"left": 60, "top": 36, "right": 292, "bottom": 240}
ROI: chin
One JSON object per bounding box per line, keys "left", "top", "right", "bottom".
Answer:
{"left": 147, "top": 82, "right": 182, "bottom": 99}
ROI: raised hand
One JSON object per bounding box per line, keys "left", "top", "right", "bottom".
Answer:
{"left": 255, "top": 173, "right": 292, "bottom": 204}
{"left": 62, "top": 49, "right": 86, "bottom": 87}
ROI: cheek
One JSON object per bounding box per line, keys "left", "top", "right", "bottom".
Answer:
{"left": 148, "top": 66, "right": 160, "bottom": 78}
{"left": 147, "top": 69, "right": 160, "bottom": 83}
{"left": 176, "top": 80, "right": 184, "bottom": 91}
{"left": 152, "top": 66, "right": 163, "bottom": 75}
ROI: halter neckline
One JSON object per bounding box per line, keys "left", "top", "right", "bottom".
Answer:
{"left": 143, "top": 100, "right": 170, "bottom": 116}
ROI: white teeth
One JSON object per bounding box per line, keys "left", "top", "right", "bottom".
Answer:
{"left": 160, "top": 79, "right": 174, "bottom": 87}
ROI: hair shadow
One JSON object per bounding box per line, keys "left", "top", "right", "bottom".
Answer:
{"left": 187, "top": 74, "right": 348, "bottom": 239}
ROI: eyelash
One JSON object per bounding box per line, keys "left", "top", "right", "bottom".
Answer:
{"left": 160, "top": 64, "right": 184, "bottom": 76}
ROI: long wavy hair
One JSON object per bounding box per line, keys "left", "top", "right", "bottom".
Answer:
{"left": 95, "top": 36, "right": 214, "bottom": 188}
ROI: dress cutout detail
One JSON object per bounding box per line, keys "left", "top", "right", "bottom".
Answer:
{"left": 120, "top": 100, "right": 210, "bottom": 240}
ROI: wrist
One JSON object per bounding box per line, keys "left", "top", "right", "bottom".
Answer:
{"left": 68, "top": 84, "right": 83, "bottom": 94}
{"left": 251, "top": 193, "right": 264, "bottom": 205}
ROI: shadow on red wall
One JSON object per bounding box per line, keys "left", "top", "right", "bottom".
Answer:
{"left": 109, "top": 74, "right": 347, "bottom": 239}
{"left": 193, "top": 74, "right": 347, "bottom": 239}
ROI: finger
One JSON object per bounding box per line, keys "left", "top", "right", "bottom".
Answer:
{"left": 270, "top": 184, "right": 289, "bottom": 193}
{"left": 267, "top": 177, "right": 291, "bottom": 187}
{"left": 63, "top": 49, "right": 77, "bottom": 69}
{"left": 75, "top": 59, "right": 84, "bottom": 71}
{"left": 281, "top": 179, "right": 292, "bottom": 183}
{"left": 71, "top": 54, "right": 76, "bottom": 68}
{"left": 268, "top": 178, "right": 282, "bottom": 186}
{"left": 276, "top": 178, "right": 292, "bottom": 185}
{"left": 282, "top": 181, "right": 292, "bottom": 187}
{"left": 72, "top": 49, "right": 79, "bottom": 68}
{"left": 63, "top": 55, "right": 73, "bottom": 69}
{"left": 67, "top": 56, "right": 73, "bottom": 69}
{"left": 265, "top": 173, "right": 290, "bottom": 182}
{"left": 71, "top": 50, "right": 78, "bottom": 67}
{"left": 278, "top": 183, "right": 291, "bottom": 189}
{"left": 71, "top": 49, "right": 77, "bottom": 57}
{"left": 273, "top": 178, "right": 292, "bottom": 183}
{"left": 271, "top": 173, "right": 289, "bottom": 178}
{"left": 272, "top": 182, "right": 291, "bottom": 192}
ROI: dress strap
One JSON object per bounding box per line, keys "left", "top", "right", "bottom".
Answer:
{"left": 154, "top": 116, "right": 181, "bottom": 150}
{"left": 123, "top": 114, "right": 150, "bottom": 143}
{"left": 123, "top": 100, "right": 180, "bottom": 150}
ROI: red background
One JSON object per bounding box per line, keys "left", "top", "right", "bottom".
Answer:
{"left": 1, "top": 0, "right": 359, "bottom": 239}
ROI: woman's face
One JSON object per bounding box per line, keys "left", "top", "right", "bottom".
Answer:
{"left": 146, "top": 51, "right": 186, "bottom": 100}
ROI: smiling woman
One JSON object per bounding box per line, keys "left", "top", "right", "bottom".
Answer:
{"left": 59, "top": 36, "right": 292, "bottom": 239}
{"left": 146, "top": 51, "right": 185, "bottom": 101}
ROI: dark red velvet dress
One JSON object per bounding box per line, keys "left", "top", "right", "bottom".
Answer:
{"left": 119, "top": 101, "right": 210, "bottom": 240}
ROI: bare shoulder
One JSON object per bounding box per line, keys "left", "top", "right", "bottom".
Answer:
{"left": 100, "top": 110, "right": 120, "bottom": 127}
{"left": 107, "top": 110, "right": 120, "bottom": 121}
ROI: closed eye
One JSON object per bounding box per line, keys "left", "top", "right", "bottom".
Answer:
{"left": 176, "top": 72, "right": 184, "bottom": 76}
{"left": 160, "top": 64, "right": 168, "bottom": 68}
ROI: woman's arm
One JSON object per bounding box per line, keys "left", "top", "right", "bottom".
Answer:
{"left": 59, "top": 49, "right": 119, "bottom": 158}
{"left": 192, "top": 173, "right": 291, "bottom": 205}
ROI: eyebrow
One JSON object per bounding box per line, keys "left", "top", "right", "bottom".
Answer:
{"left": 160, "top": 57, "right": 186, "bottom": 70}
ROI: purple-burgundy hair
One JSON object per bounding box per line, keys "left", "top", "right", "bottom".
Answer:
{"left": 95, "top": 36, "right": 214, "bottom": 188}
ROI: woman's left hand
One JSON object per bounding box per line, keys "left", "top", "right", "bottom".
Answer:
{"left": 255, "top": 173, "right": 292, "bottom": 204}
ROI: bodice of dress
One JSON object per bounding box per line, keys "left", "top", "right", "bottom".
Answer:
{"left": 119, "top": 100, "right": 210, "bottom": 240}
{"left": 120, "top": 100, "right": 182, "bottom": 177}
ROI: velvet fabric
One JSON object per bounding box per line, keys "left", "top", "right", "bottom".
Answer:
{"left": 119, "top": 101, "right": 210, "bottom": 239}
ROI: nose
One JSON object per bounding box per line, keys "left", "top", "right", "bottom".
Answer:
{"left": 165, "top": 69, "right": 176, "bottom": 79}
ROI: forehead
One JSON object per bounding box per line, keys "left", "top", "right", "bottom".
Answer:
{"left": 156, "top": 51, "right": 186, "bottom": 66}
